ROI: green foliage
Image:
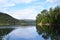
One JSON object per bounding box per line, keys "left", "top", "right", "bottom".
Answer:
{"left": 36, "top": 25, "right": 60, "bottom": 40}
{"left": 36, "top": 5, "right": 60, "bottom": 25}
{"left": 41, "top": 17, "right": 50, "bottom": 24}
{"left": 0, "top": 28, "right": 14, "bottom": 40}
{"left": 0, "top": 12, "right": 19, "bottom": 25}
{"left": 0, "top": 12, "right": 36, "bottom": 26}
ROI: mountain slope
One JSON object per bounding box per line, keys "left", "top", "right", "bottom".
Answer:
{"left": 0, "top": 12, "right": 36, "bottom": 26}
{"left": 0, "top": 12, "right": 19, "bottom": 25}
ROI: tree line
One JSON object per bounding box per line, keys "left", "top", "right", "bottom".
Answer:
{"left": 36, "top": 6, "right": 60, "bottom": 25}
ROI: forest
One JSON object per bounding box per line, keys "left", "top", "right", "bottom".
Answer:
{"left": 36, "top": 6, "right": 60, "bottom": 26}
{"left": 0, "top": 12, "right": 35, "bottom": 26}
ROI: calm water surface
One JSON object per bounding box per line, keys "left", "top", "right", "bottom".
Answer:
{"left": 0, "top": 26, "right": 58, "bottom": 40}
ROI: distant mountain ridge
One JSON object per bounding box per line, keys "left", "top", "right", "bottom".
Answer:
{"left": 0, "top": 12, "right": 36, "bottom": 26}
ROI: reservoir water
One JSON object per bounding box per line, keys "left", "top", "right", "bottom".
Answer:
{"left": 0, "top": 26, "right": 60, "bottom": 40}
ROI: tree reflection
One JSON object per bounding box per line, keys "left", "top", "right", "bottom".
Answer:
{"left": 0, "top": 28, "right": 14, "bottom": 40}
{"left": 36, "top": 25, "right": 60, "bottom": 40}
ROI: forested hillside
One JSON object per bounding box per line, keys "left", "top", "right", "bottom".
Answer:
{"left": 36, "top": 6, "right": 60, "bottom": 26}
{"left": 0, "top": 12, "right": 19, "bottom": 25}
{"left": 0, "top": 12, "right": 35, "bottom": 26}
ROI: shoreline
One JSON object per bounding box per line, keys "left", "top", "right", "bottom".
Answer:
{"left": 38, "top": 23, "right": 60, "bottom": 26}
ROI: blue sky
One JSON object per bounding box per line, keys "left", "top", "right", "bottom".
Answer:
{"left": 0, "top": 0, "right": 60, "bottom": 19}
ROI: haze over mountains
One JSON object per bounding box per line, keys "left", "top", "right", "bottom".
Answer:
{"left": 0, "top": 12, "right": 36, "bottom": 26}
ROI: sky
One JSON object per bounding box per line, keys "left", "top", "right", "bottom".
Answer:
{"left": 0, "top": 0, "right": 60, "bottom": 20}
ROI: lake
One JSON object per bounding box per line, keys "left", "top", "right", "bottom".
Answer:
{"left": 0, "top": 25, "right": 60, "bottom": 40}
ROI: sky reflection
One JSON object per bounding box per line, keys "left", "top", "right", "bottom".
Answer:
{"left": 3, "top": 26, "right": 49, "bottom": 40}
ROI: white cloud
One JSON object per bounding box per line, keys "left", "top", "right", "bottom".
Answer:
{"left": 0, "top": 0, "right": 45, "bottom": 19}
{"left": 0, "top": 0, "right": 8, "bottom": 3}
{"left": 0, "top": 0, "right": 37, "bottom": 8}
{"left": 0, "top": 0, "right": 38, "bottom": 20}
{"left": 46, "top": 0, "right": 60, "bottom": 3}
{"left": 0, "top": 0, "right": 15, "bottom": 7}
{"left": 8, "top": 8, "right": 38, "bottom": 19}
{"left": 12, "top": 0, "right": 37, "bottom": 4}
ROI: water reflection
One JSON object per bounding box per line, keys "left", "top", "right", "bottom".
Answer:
{"left": 1, "top": 26, "right": 58, "bottom": 40}
{"left": 3, "top": 26, "right": 45, "bottom": 40}
{"left": 36, "top": 25, "right": 60, "bottom": 40}
{"left": 0, "top": 28, "right": 14, "bottom": 40}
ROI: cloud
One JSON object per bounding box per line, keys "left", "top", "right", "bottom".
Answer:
{"left": 0, "top": 0, "right": 44, "bottom": 20}
{"left": 8, "top": 8, "right": 38, "bottom": 19}
{"left": 0, "top": 0, "right": 37, "bottom": 8}
{"left": 0, "top": 0, "right": 59, "bottom": 20}
{"left": 0, "top": 0, "right": 15, "bottom": 7}
{"left": 0, "top": 0, "right": 38, "bottom": 20}
{"left": 11, "top": 0, "right": 37, "bottom": 4}
{"left": 46, "top": 0, "right": 60, "bottom": 3}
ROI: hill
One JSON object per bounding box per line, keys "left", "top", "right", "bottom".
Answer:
{"left": 0, "top": 12, "right": 36, "bottom": 26}
{"left": 0, "top": 12, "right": 19, "bottom": 25}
